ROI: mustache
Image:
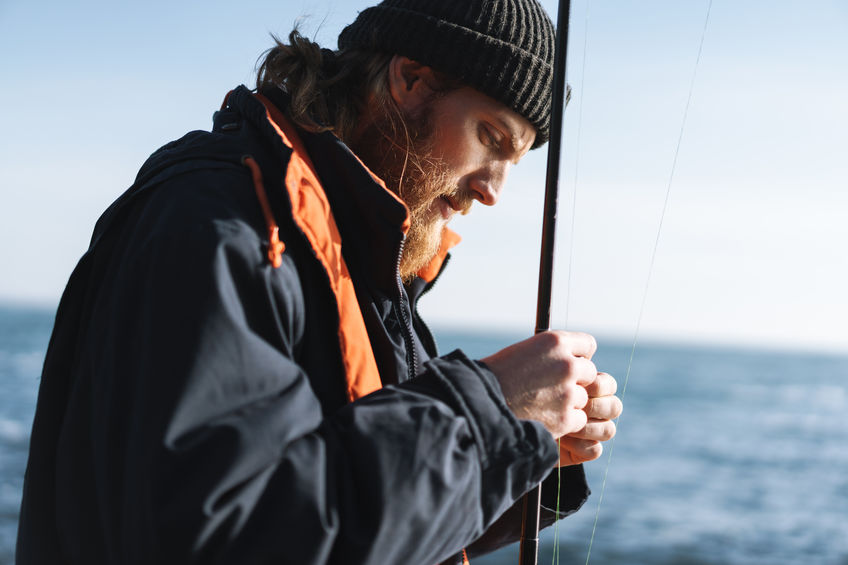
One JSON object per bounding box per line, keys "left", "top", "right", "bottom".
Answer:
{"left": 443, "top": 190, "right": 474, "bottom": 216}
{"left": 411, "top": 157, "right": 475, "bottom": 216}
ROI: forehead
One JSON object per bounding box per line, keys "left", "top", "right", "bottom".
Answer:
{"left": 436, "top": 86, "right": 537, "bottom": 156}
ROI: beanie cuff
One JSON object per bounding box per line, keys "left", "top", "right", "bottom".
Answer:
{"left": 339, "top": 4, "right": 554, "bottom": 146}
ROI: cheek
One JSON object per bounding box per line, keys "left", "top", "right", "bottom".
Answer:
{"left": 431, "top": 125, "right": 482, "bottom": 174}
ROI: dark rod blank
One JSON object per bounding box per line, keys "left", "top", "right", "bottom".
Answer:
{"left": 519, "top": 0, "right": 572, "bottom": 563}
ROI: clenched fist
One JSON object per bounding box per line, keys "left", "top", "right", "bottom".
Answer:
{"left": 482, "top": 331, "right": 622, "bottom": 466}
{"left": 558, "top": 371, "right": 621, "bottom": 465}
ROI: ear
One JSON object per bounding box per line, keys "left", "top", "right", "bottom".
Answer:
{"left": 387, "top": 55, "right": 437, "bottom": 113}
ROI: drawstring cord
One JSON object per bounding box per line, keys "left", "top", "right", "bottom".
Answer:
{"left": 243, "top": 150, "right": 466, "bottom": 564}
{"left": 241, "top": 155, "right": 285, "bottom": 268}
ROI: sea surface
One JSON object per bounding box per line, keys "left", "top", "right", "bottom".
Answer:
{"left": 1, "top": 305, "right": 846, "bottom": 565}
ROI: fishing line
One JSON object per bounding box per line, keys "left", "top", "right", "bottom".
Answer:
{"left": 552, "top": 2, "right": 591, "bottom": 564}
{"left": 583, "top": 2, "right": 713, "bottom": 564}
{"left": 563, "top": 2, "right": 591, "bottom": 332}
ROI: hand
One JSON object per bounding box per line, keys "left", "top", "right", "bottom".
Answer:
{"left": 558, "top": 371, "right": 622, "bottom": 466}
{"left": 482, "top": 331, "right": 598, "bottom": 439}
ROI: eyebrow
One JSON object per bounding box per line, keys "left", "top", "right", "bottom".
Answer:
{"left": 495, "top": 117, "right": 531, "bottom": 162}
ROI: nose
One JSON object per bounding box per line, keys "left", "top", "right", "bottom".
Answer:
{"left": 468, "top": 161, "right": 510, "bottom": 207}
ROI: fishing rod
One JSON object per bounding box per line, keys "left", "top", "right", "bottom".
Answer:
{"left": 518, "top": 0, "right": 572, "bottom": 564}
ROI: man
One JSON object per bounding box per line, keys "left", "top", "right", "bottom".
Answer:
{"left": 18, "top": 0, "right": 622, "bottom": 563}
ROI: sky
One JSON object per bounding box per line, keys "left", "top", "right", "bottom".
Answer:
{"left": 0, "top": 0, "right": 846, "bottom": 353}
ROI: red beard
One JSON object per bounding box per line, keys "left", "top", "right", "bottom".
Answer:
{"left": 349, "top": 99, "right": 473, "bottom": 282}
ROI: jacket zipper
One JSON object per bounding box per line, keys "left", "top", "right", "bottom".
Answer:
{"left": 394, "top": 236, "right": 418, "bottom": 382}
{"left": 410, "top": 254, "right": 450, "bottom": 358}
{"left": 412, "top": 302, "right": 436, "bottom": 358}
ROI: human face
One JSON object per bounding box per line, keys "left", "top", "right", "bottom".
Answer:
{"left": 392, "top": 87, "right": 535, "bottom": 278}
{"left": 419, "top": 86, "right": 536, "bottom": 219}
{"left": 350, "top": 76, "right": 536, "bottom": 281}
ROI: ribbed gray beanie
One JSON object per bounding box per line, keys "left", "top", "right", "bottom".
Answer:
{"left": 338, "top": 0, "right": 556, "bottom": 148}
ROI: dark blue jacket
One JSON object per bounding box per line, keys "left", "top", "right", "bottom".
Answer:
{"left": 17, "top": 86, "right": 588, "bottom": 564}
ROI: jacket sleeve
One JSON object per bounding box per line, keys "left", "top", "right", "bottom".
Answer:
{"left": 465, "top": 464, "right": 590, "bottom": 558}
{"left": 418, "top": 357, "right": 591, "bottom": 560}
{"left": 91, "top": 177, "right": 561, "bottom": 565}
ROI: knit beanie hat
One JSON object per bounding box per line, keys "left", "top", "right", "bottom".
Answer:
{"left": 338, "top": 0, "right": 556, "bottom": 148}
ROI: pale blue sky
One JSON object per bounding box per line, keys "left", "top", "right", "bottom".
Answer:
{"left": 1, "top": 1, "right": 846, "bottom": 352}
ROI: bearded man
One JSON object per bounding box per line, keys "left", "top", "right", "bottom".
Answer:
{"left": 17, "top": 1, "right": 622, "bottom": 564}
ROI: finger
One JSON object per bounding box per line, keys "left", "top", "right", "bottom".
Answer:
{"left": 572, "top": 357, "right": 598, "bottom": 387}
{"left": 566, "top": 418, "right": 617, "bottom": 442}
{"left": 568, "top": 384, "right": 589, "bottom": 411}
{"left": 584, "top": 395, "right": 623, "bottom": 420}
{"left": 585, "top": 372, "right": 617, "bottom": 397}
{"left": 558, "top": 436, "right": 603, "bottom": 466}
{"left": 559, "top": 405, "right": 588, "bottom": 437}
{"left": 551, "top": 330, "right": 597, "bottom": 359}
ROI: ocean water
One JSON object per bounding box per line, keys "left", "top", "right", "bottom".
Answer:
{"left": 0, "top": 305, "right": 50, "bottom": 565}
{"left": 1, "top": 306, "right": 847, "bottom": 565}
{"left": 435, "top": 330, "right": 848, "bottom": 565}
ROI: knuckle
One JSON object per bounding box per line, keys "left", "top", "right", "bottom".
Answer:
{"left": 580, "top": 386, "right": 589, "bottom": 403}
{"left": 593, "top": 372, "right": 618, "bottom": 397}
{"left": 606, "top": 421, "right": 617, "bottom": 440}
{"left": 542, "top": 330, "right": 565, "bottom": 349}
{"left": 572, "top": 331, "right": 598, "bottom": 357}
{"left": 599, "top": 396, "right": 619, "bottom": 419}
{"left": 554, "top": 414, "right": 569, "bottom": 437}
{"left": 604, "top": 373, "right": 619, "bottom": 395}
{"left": 573, "top": 386, "right": 588, "bottom": 408}
{"left": 560, "top": 408, "right": 585, "bottom": 436}
{"left": 596, "top": 396, "right": 614, "bottom": 417}
{"left": 558, "top": 412, "right": 570, "bottom": 432}
{"left": 558, "top": 355, "right": 576, "bottom": 376}
{"left": 585, "top": 333, "right": 598, "bottom": 357}
{"left": 587, "top": 441, "right": 603, "bottom": 460}
{"left": 598, "top": 421, "right": 616, "bottom": 441}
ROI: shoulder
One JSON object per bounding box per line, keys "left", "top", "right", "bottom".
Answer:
{"left": 113, "top": 129, "right": 274, "bottom": 250}
{"left": 115, "top": 151, "right": 310, "bottom": 345}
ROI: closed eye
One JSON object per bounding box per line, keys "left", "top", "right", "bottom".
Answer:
{"left": 480, "top": 124, "right": 502, "bottom": 147}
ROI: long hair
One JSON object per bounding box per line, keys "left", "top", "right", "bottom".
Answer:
{"left": 255, "top": 30, "right": 462, "bottom": 151}
{"left": 256, "top": 30, "right": 397, "bottom": 144}
{"left": 256, "top": 30, "right": 468, "bottom": 280}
